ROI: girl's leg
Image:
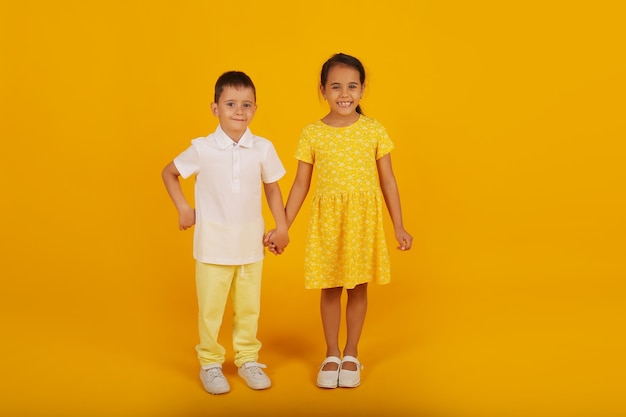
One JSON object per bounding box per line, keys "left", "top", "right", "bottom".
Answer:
{"left": 342, "top": 283, "right": 368, "bottom": 370}
{"left": 320, "top": 286, "right": 343, "bottom": 370}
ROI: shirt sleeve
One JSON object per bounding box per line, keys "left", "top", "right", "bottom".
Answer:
{"left": 261, "top": 142, "right": 286, "bottom": 184}
{"left": 173, "top": 142, "right": 201, "bottom": 179}
{"left": 294, "top": 125, "right": 314, "bottom": 164}
{"left": 375, "top": 121, "right": 395, "bottom": 160}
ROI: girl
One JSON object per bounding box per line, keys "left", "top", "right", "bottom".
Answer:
{"left": 269, "top": 53, "right": 412, "bottom": 388}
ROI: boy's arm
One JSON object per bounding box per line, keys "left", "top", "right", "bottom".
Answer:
{"left": 263, "top": 161, "right": 313, "bottom": 253}
{"left": 161, "top": 161, "right": 195, "bottom": 230}
{"left": 376, "top": 154, "right": 412, "bottom": 251}
{"left": 263, "top": 181, "right": 289, "bottom": 253}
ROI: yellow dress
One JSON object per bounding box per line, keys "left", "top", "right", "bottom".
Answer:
{"left": 294, "top": 116, "right": 395, "bottom": 289}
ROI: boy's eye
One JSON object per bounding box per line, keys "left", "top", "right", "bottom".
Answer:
{"left": 243, "top": 103, "right": 252, "bottom": 108}
{"left": 226, "top": 102, "right": 235, "bottom": 106}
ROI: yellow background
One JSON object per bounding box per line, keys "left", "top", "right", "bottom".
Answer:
{"left": 1, "top": 1, "right": 625, "bottom": 416}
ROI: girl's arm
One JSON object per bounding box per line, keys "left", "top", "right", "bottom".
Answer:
{"left": 285, "top": 161, "right": 314, "bottom": 228}
{"left": 263, "top": 181, "right": 289, "bottom": 254}
{"left": 377, "top": 154, "right": 413, "bottom": 250}
{"left": 263, "top": 161, "right": 313, "bottom": 253}
{"left": 161, "top": 161, "right": 196, "bottom": 230}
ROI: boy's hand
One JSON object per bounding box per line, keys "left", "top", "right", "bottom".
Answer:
{"left": 263, "top": 229, "right": 274, "bottom": 246}
{"left": 264, "top": 228, "right": 289, "bottom": 255}
{"left": 179, "top": 206, "right": 196, "bottom": 230}
{"left": 270, "top": 227, "right": 289, "bottom": 254}
{"left": 264, "top": 229, "right": 278, "bottom": 254}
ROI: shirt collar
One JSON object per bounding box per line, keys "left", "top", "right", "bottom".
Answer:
{"left": 215, "top": 125, "right": 254, "bottom": 150}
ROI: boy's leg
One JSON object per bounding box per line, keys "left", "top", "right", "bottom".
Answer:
{"left": 195, "top": 261, "right": 235, "bottom": 366}
{"left": 230, "top": 260, "right": 263, "bottom": 367}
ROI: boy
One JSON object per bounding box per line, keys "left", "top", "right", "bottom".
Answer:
{"left": 162, "top": 71, "right": 289, "bottom": 394}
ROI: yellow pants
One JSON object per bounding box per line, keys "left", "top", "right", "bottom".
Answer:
{"left": 195, "top": 260, "right": 264, "bottom": 368}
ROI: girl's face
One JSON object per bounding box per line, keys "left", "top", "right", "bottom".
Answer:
{"left": 321, "top": 64, "right": 364, "bottom": 117}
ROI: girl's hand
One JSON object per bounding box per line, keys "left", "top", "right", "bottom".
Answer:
{"left": 264, "top": 229, "right": 283, "bottom": 255}
{"left": 395, "top": 228, "right": 413, "bottom": 251}
{"left": 269, "top": 227, "right": 289, "bottom": 255}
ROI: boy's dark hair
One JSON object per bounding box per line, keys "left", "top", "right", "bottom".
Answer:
{"left": 214, "top": 71, "right": 256, "bottom": 103}
{"left": 320, "top": 53, "right": 366, "bottom": 115}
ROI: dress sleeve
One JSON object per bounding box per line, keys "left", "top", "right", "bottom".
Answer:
{"left": 294, "top": 125, "right": 315, "bottom": 164}
{"left": 375, "top": 122, "right": 395, "bottom": 160}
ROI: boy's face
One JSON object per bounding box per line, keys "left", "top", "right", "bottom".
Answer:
{"left": 211, "top": 86, "right": 256, "bottom": 141}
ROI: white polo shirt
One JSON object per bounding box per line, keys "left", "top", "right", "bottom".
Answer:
{"left": 174, "top": 125, "right": 286, "bottom": 265}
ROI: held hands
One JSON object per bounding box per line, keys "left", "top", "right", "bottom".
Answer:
{"left": 263, "top": 227, "right": 289, "bottom": 255}
{"left": 395, "top": 227, "right": 413, "bottom": 251}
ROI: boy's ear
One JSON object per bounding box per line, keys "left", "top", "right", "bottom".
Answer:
{"left": 210, "top": 102, "right": 219, "bottom": 116}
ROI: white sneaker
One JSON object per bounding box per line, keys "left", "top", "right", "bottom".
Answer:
{"left": 238, "top": 362, "right": 271, "bottom": 390}
{"left": 200, "top": 365, "right": 230, "bottom": 394}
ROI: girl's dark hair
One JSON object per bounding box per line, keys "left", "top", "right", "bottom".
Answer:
{"left": 320, "top": 53, "right": 366, "bottom": 115}
{"left": 214, "top": 71, "right": 256, "bottom": 103}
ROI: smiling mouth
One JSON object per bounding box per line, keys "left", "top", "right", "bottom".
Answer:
{"left": 337, "top": 101, "right": 352, "bottom": 107}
